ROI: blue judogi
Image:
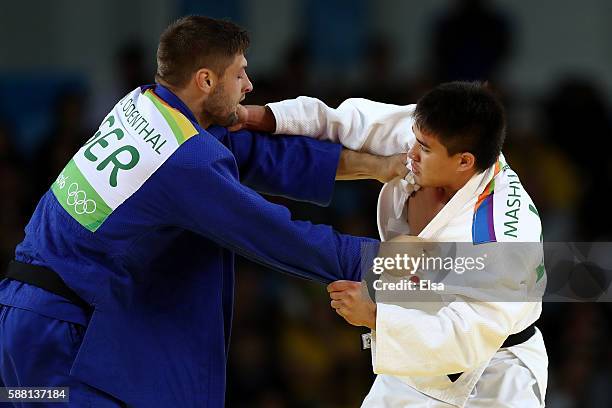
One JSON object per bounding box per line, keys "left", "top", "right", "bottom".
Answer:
{"left": 0, "top": 84, "right": 377, "bottom": 407}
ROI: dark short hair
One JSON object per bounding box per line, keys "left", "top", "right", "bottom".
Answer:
{"left": 414, "top": 81, "right": 506, "bottom": 172}
{"left": 156, "top": 15, "right": 250, "bottom": 88}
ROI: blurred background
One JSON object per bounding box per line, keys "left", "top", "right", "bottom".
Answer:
{"left": 1, "top": 0, "right": 612, "bottom": 406}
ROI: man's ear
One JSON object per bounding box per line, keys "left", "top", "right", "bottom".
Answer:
{"left": 458, "top": 152, "right": 476, "bottom": 172}
{"left": 195, "top": 68, "right": 217, "bottom": 94}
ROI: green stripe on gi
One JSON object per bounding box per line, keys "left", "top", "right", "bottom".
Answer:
{"left": 51, "top": 159, "right": 113, "bottom": 232}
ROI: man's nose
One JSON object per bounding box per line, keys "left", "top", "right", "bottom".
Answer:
{"left": 408, "top": 144, "right": 419, "bottom": 161}
{"left": 243, "top": 75, "right": 253, "bottom": 94}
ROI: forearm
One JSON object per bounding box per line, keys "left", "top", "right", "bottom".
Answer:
{"left": 337, "top": 149, "right": 383, "bottom": 180}
{"left": 337, "top": 149, "right": 407, "bottom": 183}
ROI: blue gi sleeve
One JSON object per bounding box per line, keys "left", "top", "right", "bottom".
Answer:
{"left": 162, "top": 137, "right": 377, "bottom": 284}
{"left": 208, "top": 126, "right": 340, "bottom": 206}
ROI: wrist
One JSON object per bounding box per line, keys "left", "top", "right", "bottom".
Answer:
{"left": 245, "top": 105, "right": 277, "bottom": 132}
{"left": 353, "top": 151, "right": 381, "bottom": 179}
{"left": 336, "top": 150, "right": 387, "bottom": 181}
{"left": 255, "top": 105, "right": 277, "bottom": 132}
{"left": 367, "top": 302, "right": 377, "bottom": 330}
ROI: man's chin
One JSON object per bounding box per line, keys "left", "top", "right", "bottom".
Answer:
{"left": 414, "top": 175, "right": 433, "bottom": 188}
{"left": 225, "top": 111, "right": 239, "bottom": 127}
{"left": 208, "top": 112, "right": 238, "bottom": 127}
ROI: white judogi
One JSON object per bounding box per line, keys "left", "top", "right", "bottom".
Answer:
{"left": 268, "top": 97, "right": 548, "bottom": 407}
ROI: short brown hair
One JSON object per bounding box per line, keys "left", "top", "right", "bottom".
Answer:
{"left": 156, "top": 15, "right": 250, "bottom": 88}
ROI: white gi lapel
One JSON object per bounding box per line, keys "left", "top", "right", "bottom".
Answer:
{"left": 377, "top": 159, "right": 499, "bottom": 243}
{"left": 417, "top": 166, "right": 494, "bottom": 241}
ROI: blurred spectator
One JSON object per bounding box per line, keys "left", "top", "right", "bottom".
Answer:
{"left": 0, "top": 118, "right": 22, "bottom": 167}
{"left": 249, "top": 40, "right": 314, "bottom": 105}
{"left": 275, "top": 41, "right": 313, "bottom": 100}
{"left": 541, "top": 77, "right": 612, "bottom": 239}
{"left": 116, "top": 41, "right": 151, "bottom": 92}
{"left": 28, "top": 87, "right": 92, "bottom": 206}
{"left": 504, "top": 131, "right": 582, "bottom": 241}
{"left": 430, "top": 0, "right": 514, "bottom": 83}
{"left": 546, "top": 303, "right": 611, "bottom": 407}
{"left": 227, "top": 264, "right": 286, "bottom": 407}
{"left": 356, "top": 36, "right": 417, "bottom": 105}
{"left": 92, "top": 40, "right": 152, "bottom": 124}
{"left": 0, "top": 119, "right": 28, "bottom": 271}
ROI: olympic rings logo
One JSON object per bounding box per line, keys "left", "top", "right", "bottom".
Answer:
{"left": 56, "top": 173, "right": 69, "bottom": 189}
{"left": 66, "top": 182, "right": 97, "bottom": 215}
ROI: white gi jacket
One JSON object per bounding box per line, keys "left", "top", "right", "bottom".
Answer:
{"left": 268, "top": 97, "right": 548, "bottom": 407}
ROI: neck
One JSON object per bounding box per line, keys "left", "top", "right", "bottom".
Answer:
{"left": 439, "top": 170, "right": 477, "bottom": 202}
{"left": 159, "top": 81, "right": 211, "bottom": 128}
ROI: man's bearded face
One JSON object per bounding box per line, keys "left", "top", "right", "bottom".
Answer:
{"left": 203, "top": 54, "right": 252, "bottom": 127}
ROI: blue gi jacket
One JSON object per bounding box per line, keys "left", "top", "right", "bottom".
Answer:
{"left": 0, "top": 85, "right": 377, "bottom": 407}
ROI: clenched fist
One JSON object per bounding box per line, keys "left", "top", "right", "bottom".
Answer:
{"left": 327, "top": 280, "right": 376, "bottom": 330}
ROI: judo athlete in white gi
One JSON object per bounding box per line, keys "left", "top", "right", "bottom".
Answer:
{"left": 236, "top": 82, "right": 548, "bottom": 407}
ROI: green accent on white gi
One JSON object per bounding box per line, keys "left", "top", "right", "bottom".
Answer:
{"left": 536, "top": 263, "right": 545, "bottom": 282}
{"left": 51, "top": 87, "right": 198, "bottom": 232}
{"left": 51, "top": 159, "right": 113, "bottom": 231}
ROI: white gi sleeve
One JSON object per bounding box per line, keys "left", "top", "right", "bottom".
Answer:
{"left": 371, "top": 301, "right": 538, "bottom": 377}
{"left": 371, "top": 242, "right": 543, "bottom": 377}
{"left": 267, "top": 96, "right": 417, "bottom": 156}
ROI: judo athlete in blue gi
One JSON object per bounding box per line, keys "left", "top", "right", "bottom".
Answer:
{"left": 0, "top": 16, "right": 407, "bottom": 407}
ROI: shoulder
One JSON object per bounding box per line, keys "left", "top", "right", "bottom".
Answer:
{"left": 166, "top": 128, "right": 236, "bottom": 171}
{"left": 205, "top": 125, "right": 230, "bottom": 139}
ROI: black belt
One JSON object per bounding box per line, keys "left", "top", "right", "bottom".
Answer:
{"left": 5, "top": 260, "right": 91, "bottom": 310}
{"left": 447, "top": 323, "right": 537, "bottom": 382}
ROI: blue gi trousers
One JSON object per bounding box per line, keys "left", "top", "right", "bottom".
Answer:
{"left": 0, "top": 302, "right": 125, "bottom": 407}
